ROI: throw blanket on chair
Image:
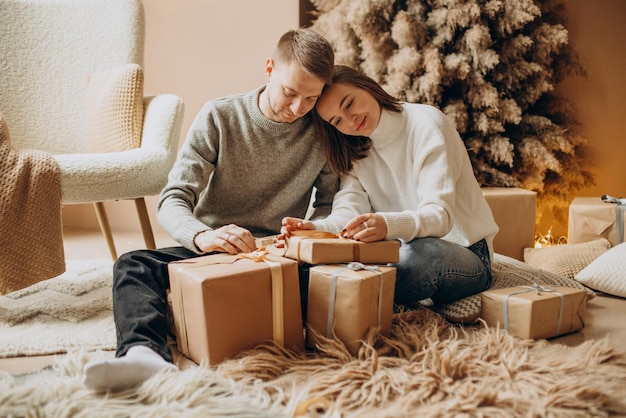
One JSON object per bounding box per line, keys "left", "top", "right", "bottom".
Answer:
{"left": 0, "top": 112, "right": 65, "bottom": 295}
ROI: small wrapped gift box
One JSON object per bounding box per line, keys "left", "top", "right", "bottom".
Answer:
{"left": 480, "top": 284, "right": 587, "bottom": 340}
{"left": 482, "top": 187, "right": 537, "bottom": 260}
{"left": 568, "top": 196, "right": 625, "bottom": 246}
{"left": 306, "top": 263, "right": 396, "bottom": 354}
{"left": 168, "top": 251, "right": 304, "bottom": 365}
{"left": 285, "top": 231, "right": 400, "bottom": 264}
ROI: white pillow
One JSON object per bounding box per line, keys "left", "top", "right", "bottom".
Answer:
{"left": 574, "top": 243, "right": 626, "bottom": 297}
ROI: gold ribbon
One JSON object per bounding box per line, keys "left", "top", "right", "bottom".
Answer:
{"left": 170, "top": 248, "right": 285, "bottom": 355}
{"left": 288, "top": 230, "right": 361, "bottom": 261}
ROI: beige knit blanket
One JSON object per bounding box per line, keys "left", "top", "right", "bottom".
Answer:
{"left": 0, "top": 112, "right": 65, "bottom": 295}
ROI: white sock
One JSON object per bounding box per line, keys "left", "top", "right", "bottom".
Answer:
{"left": 83, "top": 345, "right": 177, "bottom": 391}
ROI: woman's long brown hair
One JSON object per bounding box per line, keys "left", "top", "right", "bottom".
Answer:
{"left": 313, "top": 65, "right": 403, "bottom": 176}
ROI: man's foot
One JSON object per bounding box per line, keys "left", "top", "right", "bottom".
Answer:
{"left": 83, "top": 345, "right": 177, "bottom": 391}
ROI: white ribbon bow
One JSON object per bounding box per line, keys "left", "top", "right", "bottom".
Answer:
{"left": 502, "top": 281, "right": 564, "bottom": 336}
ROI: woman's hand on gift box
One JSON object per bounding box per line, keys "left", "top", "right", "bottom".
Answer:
{"left": 194, "top": 224, "right": 256, "bottom": 255}
{"left": 277, "top": 217, "right": 315, "bottom": 247}
{"left": 342, "top": 213, "right": 387, "bottom": 243}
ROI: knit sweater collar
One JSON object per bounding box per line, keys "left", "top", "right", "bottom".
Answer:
{"left": 248, "top": 86, "right": 310, "bottom": 133}
{"left": 369, "top": 107, "right": 405, "bottom": 149}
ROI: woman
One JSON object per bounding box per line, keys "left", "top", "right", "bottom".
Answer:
{"left": 282, "top": 65, "right": 499, "bottom": 306}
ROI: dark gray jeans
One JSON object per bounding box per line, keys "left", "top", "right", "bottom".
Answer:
{"left": 392, "top": 237, "right": 492, "bottom": 305}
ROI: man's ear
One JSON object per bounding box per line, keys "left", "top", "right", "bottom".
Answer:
{"left": 264, "top": 58, "right": 274, "bottom": 80}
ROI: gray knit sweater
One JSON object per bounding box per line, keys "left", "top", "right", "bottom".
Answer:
{"left": 157, "top": 86, "right": 339, "bottom": 252}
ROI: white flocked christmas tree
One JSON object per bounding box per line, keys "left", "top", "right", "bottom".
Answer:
{"left": 307, "top": 0, "right": 594, "bottom": 226}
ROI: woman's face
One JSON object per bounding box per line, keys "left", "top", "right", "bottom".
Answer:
{"left": 316, "top": 82, "right": 381, "bottom": 137}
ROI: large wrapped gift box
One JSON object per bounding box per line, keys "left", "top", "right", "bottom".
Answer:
{"left": 285, "top": 232, "right": 400, "bottom": 264}
{"left": 482, "top": 187, "right": 537, "bottom": 260}
{"left": 568, "top": 196, "right": 625, "bottom": 246}
{"left": 480, "top": 285, "right": 586, "bottom": 340}
{"left": 306, "top": 263, "right": 396, "bottom": 354}
{"left": 168, "top": 251, "right": 304, "bottom": 365}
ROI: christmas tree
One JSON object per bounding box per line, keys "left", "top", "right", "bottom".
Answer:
{"left": 307, "top": 0, "right": 593, "bottom": 226}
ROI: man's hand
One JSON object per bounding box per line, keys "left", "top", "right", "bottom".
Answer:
{"left": 341, "top": 213, "right": 387, "bottom": 242}
{"left": 194, "top": 224, "right": 256, "bottom": 255}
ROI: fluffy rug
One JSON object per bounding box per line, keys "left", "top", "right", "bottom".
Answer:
{"left": 0, "top": 259, "right": 116, "bottom": 357}
{"left": 2, "top": 308, "right": 625, "bottom": 417}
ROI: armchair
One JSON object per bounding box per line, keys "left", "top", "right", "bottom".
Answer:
{"left": 0, "top": 0, "right": 184, "bottom": 260}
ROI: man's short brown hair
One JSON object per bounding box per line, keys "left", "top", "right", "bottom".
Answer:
{"left": 273, "top": 28, "right": 335, "bottom": 84}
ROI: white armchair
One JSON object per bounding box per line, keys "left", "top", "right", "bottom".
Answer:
{"left": 0, "top": 0, "right": 184, "bottom": 260}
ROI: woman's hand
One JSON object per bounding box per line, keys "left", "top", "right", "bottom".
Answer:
{"left": 341, "top": 213, "right": 387, "bottom": 242}
{"left": 279, "top": 217, "right": 315, "bottom": 239}
{"left": 194, "top": 224, "right": 256, "bottom": 255}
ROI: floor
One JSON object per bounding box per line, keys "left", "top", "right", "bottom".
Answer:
{"left": 1, "top": 227, "right": 625, "bottom": 375}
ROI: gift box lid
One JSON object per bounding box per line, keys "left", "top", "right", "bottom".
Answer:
{"left": 285, "top": 231, "right": 400, "bottom": 264}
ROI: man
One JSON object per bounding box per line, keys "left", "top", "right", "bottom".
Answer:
{"left": 83, "top": 28, "right": 338, "bottom": 392}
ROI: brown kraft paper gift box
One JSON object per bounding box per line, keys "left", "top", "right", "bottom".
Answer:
{"left": 168, "top": 251, "right": 304, "bottom": 365}
{"left": 307, "top": 263, "right": 396, "bottom": 354}
{"left": 285, "top": 231, "right": 400, "bottom": 264}
{"left": 480, "top": 285, "right": 587, "bottom": 340}
{"left": 482, "top": 187, "right": 537, "bottom": 261}
{"left": 568, "top": 196, "right": 625, "bottom": 246}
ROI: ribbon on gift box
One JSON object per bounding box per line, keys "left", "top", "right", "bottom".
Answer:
{"left": 288, "top": 230, "right": 364, "bottom": 262}
{"left": 602, "top": 194, "right": 625, "bottom": 244}
{"left": 325, "top": 262, "right": 384, "bottom": 338}
{"left": 170, "top": 248, "right": 285, "bottom": 355}
{"left": 502, "top": 281, "right": 564, "bottom": 336}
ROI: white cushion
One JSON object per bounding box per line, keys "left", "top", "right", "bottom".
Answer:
{"left": 575, "top": 243, "right": 626, "bottom": 298}
{"left": 86, "top": 63, "right": 144, "bottom": 152}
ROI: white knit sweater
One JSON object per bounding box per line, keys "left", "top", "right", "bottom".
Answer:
{"left": 312, "top": 103, "right": 499, "bottom": 259}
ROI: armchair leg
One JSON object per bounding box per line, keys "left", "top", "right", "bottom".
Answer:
{"left": 135, "top": 197, "right": 156, "bottom": 250}
{"left": 94, "top": 201, "right": 118, "bottom": 261}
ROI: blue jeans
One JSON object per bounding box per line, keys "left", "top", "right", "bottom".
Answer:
{"left": 112, "top": 246, "right": 311, "bottom": 363}
{"left": 392, "top": 237, "right": 492, "bottom": 305}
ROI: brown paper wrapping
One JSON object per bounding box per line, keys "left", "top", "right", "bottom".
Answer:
{"left": 480, "top": 285, "right": 587, "bottom": 340}
{"left": 482, "top": 187, "right": 537, "bottom": 260}
{"left": 168, "top": 252, "right": 304, "bottom": 365}
{"left": 568, "top": 197, "right": 625, "bottom": 246}
{"left": 285, "top": 234, "right": 400, "bottom": 264}
{"left": 306, "top": 263, "right": 396, "bottom": 354}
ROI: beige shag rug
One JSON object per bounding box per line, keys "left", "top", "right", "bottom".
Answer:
{"left": 2, "top": 308, "right": 625, "bottom": 417}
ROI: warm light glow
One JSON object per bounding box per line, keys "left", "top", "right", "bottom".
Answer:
{"left": 534, "top": 226, "right": 568, "bottom": 248}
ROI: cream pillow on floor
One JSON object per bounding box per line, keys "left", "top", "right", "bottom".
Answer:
{"left": 575, "top": 243, "right": 626, "bottom": 298}
{"left": 523, "top": 238, "right": 611, "bottom": 280}
{"left": 86, "top": 63, "right": 144, "bottom": 153}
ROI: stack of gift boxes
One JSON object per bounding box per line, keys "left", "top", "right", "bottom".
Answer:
{"left": 168, "top": 233, "right": 400, "bottom": 365}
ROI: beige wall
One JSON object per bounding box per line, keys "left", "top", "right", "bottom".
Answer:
{"left": 65, "top": 0, "right": 626, "bottom": 245}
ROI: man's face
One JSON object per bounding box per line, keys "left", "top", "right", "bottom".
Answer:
{"left": 261, "top": 59, "right": 325, "bottom": 123}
